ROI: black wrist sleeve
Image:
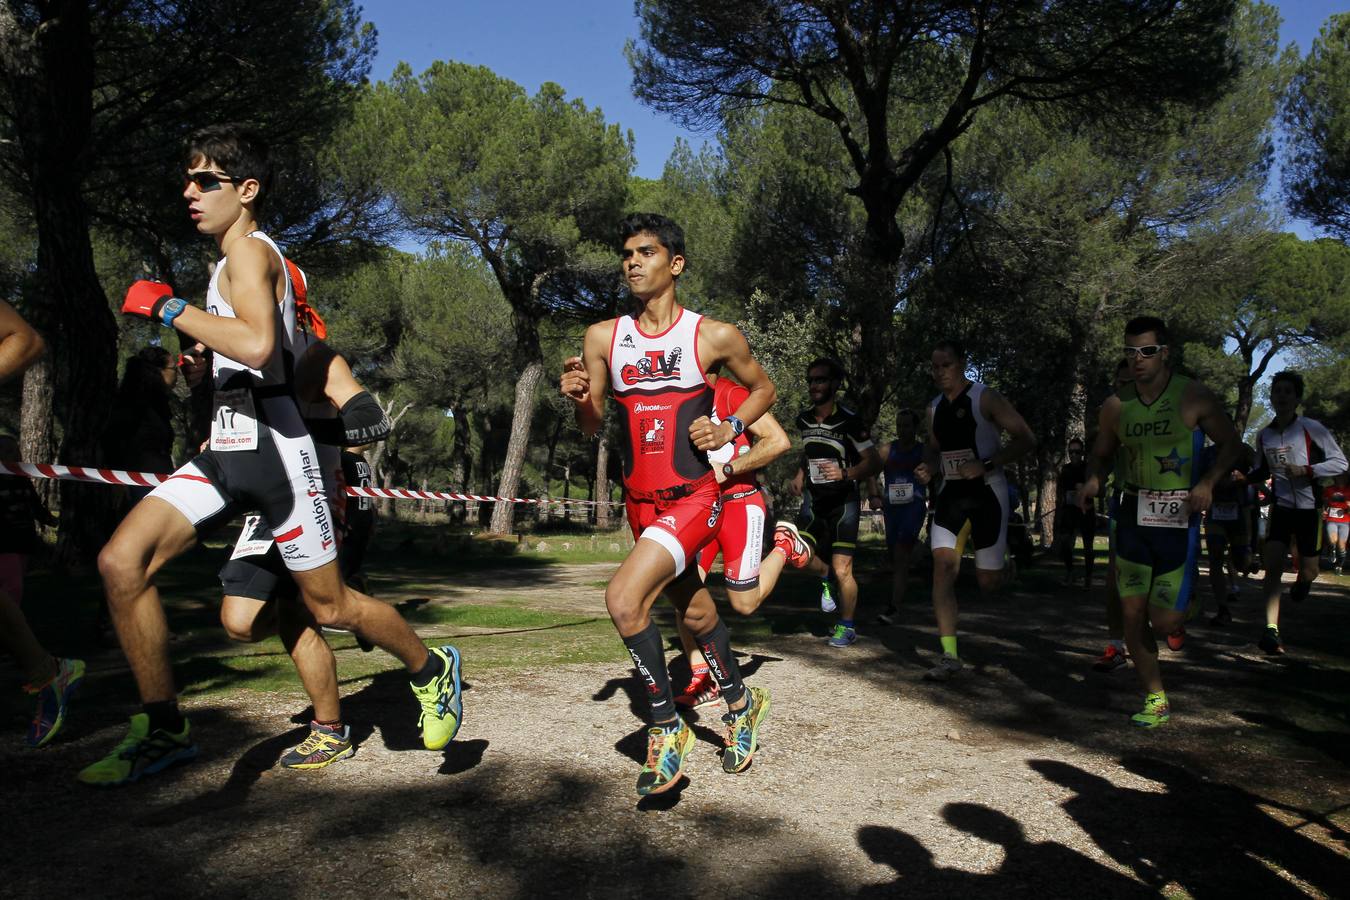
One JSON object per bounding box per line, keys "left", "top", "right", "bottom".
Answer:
{"left": 338, "top": 391, "right": 392, "bottom": 446}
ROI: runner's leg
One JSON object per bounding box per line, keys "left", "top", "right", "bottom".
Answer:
{"left": 96, "top": 497, "right": 201, "bottom": 705}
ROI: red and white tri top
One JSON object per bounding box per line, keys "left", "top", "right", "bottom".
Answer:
{"left": 609, "top": 308, "right": 714, "bottom": 494}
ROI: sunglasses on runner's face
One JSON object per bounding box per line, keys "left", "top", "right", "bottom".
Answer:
{"left": 183, "top": 170, "right": 236, "bottom": 191}
{"left": 1121, "top": 344, "right": 1166, "bottom": 359}
{"left": 807, "top": 376, "right": 834, "bottom": 385}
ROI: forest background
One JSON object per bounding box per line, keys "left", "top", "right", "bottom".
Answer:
{"left": 1, "top": 0, "right": 1348, "bottom": 561}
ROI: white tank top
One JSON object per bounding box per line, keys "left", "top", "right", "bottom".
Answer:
{"left": 207, "top": 231, "right": 299, "bottom": 391}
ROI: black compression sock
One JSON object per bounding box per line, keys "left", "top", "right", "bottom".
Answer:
{"left": 695, "top": 618, "right": 746, "bottom": 707}
{"left": 143, "top": 700, "right": 185, "bottom": 734}
{"left": 411, "top": 649, "right": 444, "bottom": 686}
{"left": 622, "top": 621, "right": 677, "bottom": 722}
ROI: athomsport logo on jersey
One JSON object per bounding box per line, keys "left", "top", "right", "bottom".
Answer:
{"left": 621, "top": 347, "right": 682, "bottom": 386}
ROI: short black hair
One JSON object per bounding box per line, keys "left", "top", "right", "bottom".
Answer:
{"left": 806, "top": 356, "right": 845, "bottom": 380}
{"left": 1124, "top": 315, "right": 1170, "bottom": 346}
{"left": 618, "top": 212, "right": 686, "bottom": 261}
{"left": 184, "top": 124, "right": 273, "bottom": 211}
{"left": 1271, "top": 370, "right": 1304, "bottom": 399}
{"left": 933, "top": 338, "right": 966, "bottom": 360}
{"left": 896, "top": 407, "right": 918, "bottom": 425}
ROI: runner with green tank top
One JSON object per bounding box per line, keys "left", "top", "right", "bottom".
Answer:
{"left": 1080, "top": 317, "right": 1239, "bottom": 729}
{"left": 1093, "top": 359, "right": 1133, "bottom": 673}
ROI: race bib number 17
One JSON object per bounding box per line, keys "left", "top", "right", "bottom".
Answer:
{"left": 940, "top": 450, "right": 975, "bottom": 479}
{"left": 211, "top": 388, "right": 259, "bottom": 451}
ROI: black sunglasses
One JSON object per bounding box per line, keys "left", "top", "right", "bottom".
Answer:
{"left": 183, "top": 170, "right": 236, "bottom": 192}
{"left": 807, "top": 376, "right": 835, "bottom": 385}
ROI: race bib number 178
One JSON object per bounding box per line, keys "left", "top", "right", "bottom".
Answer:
{"left": 1137, "top": 489, "right": 1189, "bottom": 528}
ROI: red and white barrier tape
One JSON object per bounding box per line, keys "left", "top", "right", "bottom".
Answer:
{"left": 0, "top": 460, "right": 619, "bottom": 507}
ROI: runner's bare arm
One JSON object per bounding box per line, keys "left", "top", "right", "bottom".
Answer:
{"left": 1081, "top": 397, "right": 1122, "bottom": 511}
{"left": 0, "top": 299, "right": 43, "bottom": 385}
{"left": 562, "top": 320, "right": 613, "bottom": 437}
{"left": 982, "top": 387, "right": 1037, "bottom": 467}
{"left": 699, "top": 319, "right": 776, "bottom": 441}
{"left": 847, "top": 445, "right": 883, "bottom": 483}
{"left": 914, "top": 408, "right": 939, "bottom": 485}
{"left": 1186, "top": 381, "right": 1240, "bottom": 512}
{"left": 724, "top": 411, "right": 791, "bottom": 479}
{"left": 169, "top": 237, "right": 280, "bottom": 369}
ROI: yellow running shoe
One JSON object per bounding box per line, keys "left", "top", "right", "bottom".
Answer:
{"left": 77, "top": 713, "right": 196, "bottom": 786}
{"left": 280, "top": 722, "right": 354, "bottom": 770}
{"left": 1130, "top": 692, "right": 1170, "bottom": 729}
{"left": 411, "top": 645, "right": 462, "bottom": 750}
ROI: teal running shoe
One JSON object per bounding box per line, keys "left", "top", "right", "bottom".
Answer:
{"left": 721, "top": 686, "right": 771, "bottom": 773}
{"left": 636, "top": 719, "right": 694, "bottom": 796}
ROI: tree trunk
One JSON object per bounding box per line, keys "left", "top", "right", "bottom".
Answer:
{"left": 595, "top": 431, "right": 611, "bottom": 529}
{"left": 20, "top": 353, "right": 56, "bottom": 509}
{"left": 1037, "top": 456, "right": 1057, "bottom": 548}
{"left": 488, "top": 358, "right": 543, "bottom": 534}
{"left": 2, "top": 1, "right": 119, "bottom": 564}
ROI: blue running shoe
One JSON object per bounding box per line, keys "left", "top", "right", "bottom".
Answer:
{"left": 827, "top": 623, "right": 856, "bottom": 647}
{"left": 26, "top": 657, "right": 85, "bottom": 748}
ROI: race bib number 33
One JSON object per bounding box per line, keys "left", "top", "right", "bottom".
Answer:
{"left": 1137, "top": 489, "right": 1189, "bottom": 528}
{"left": 888, "top": 482, "right": 915, "bottom": 505}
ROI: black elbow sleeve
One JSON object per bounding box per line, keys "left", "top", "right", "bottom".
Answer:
{"left": 339, "top": 392, "right": 391, "bottom": 446}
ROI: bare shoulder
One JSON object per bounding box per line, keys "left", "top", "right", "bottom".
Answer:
{"left": 584, "top": 318, "right": 618, "bottom": 349}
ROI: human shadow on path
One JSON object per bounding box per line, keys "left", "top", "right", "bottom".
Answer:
{"left": 852, "top": 813, "right": 1146, "bottom": 899}
{"left": 1031, "top": 756, "right": 1349, "bottom": 898}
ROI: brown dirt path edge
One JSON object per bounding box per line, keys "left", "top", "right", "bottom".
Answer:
{"left": 3, "top": 564, "right": 1349, "bottom": 899}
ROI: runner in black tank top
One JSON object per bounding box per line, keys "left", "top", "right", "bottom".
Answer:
{"left": 915, "top": 339, "right": 1036, "bottom": 683}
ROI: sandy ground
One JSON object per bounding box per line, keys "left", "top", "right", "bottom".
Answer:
{"left": 3, "top": 560, "right": 1348, "bottom": 899}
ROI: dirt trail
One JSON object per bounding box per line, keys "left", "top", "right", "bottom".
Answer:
{"left": 4, "top": 562, "right": 1348, "bottom": 899}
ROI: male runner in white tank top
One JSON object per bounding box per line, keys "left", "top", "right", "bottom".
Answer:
{"left": 82, "top": 125, "right": 461, "bottom": 786}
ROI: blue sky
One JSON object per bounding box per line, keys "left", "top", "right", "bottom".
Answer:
{"left": 364, "top": 0, "right": 1344, "bottom": 195}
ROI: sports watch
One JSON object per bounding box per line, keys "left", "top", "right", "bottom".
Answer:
{"left": 160, "top": 297, "right": 188, "bottom": 327}
{"left": 722, "top": 462, "right": 735, "bottom": 478}
{"left": 724, "top": 415, "right": 745, "bottom": 438}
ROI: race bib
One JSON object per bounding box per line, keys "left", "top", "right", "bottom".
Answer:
{"left": 230, "top": 515, "right": 274, "bottom": 559}
{"left": 1137, "top": 489, "right": 1189, "bottom": 528}
{"left": 808, "top": 458, "right": 837, "bottom": 485}
{"left": 940, "top": 449, "right": 975, "bottom": 479}
{"left": 1328, "top": 506, "right": 1348, "bottom": 522}
{"left": 888, "top": 482, "right": 915, "bottom": 505}
{"left": 1266, "top": 444, "right": 1292, "bottom": 475}
{"left": 1211, "top": 502, "right": 1239, "bottom": 522}
{"left": 211, "top": 387, "right": 259, "bottom": 451}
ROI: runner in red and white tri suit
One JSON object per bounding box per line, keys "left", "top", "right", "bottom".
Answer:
{"left": 561, "top": 213, "right": 778, "bottom": 796}
{"left": 674, "top": 375, "right": 790, "bottom": 708}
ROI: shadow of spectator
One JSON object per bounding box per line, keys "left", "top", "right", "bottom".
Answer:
{"left": 1031, "top": 756, "right": 1349, "bottom": 897}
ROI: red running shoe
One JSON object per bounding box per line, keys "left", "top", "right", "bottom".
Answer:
{"left": 772, "top": 521, "right": 812, "bottom": 569}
